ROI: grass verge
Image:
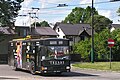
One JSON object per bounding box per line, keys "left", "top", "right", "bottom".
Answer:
{"left": 72, "top": 62, "right": 120, "bottom": 72}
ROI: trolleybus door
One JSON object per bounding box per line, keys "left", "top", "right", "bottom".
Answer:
{"left": 34, "top": 46, "right": 43, "bottom": 70}
{"left": 22, "top": 42, "right": 27, "bottom": 68}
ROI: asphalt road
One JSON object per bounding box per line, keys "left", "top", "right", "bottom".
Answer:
{"left": 0, "top": 65, "right": 120, "bottom": 80}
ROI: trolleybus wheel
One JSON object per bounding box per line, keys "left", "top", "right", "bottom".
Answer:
{"left": 30, "top": 61, "right": 36, "bottom": 75}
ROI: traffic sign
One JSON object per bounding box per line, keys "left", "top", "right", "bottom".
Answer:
{"left": 108, "top": 39, "right": 115, "bottom": 47}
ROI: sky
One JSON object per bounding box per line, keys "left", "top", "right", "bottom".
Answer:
{"left": 15, "top": 0, "right": 120, "bottom": 26}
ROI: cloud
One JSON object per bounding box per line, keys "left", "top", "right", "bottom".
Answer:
{"left": 40, "top": 16, "right": 65, "bottom": 24}
{"left": 80, "top": 0, "right": 91, "bottom": 4}
{"left": 98, "top": 10, "right": 120, "bottom": 24}
{"left": 21, "top": 0, "right": 33, "bottom": 7}
{"left": 39, "top": 9, "right": 71, "bottom": 14}
{"left": 112, "top": 17, "right": 120, "bottom": 24}
{"left": 46, "top": 0, "right": 72, "bottom": 3}
{"left": 39, "top": 0, "right": 46, "bottom": 8}
{"left": 80, "top": 0, "right": 101, "bottom": 4}
{"left": 98, "top": 10, "right": 112, "bottom": 18}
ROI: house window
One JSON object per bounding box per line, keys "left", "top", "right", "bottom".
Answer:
{"left": 63, "top": 36, "right": 66, "bottom": 38}
{"left": 58, "top": 28, "right": 60, "bottom": 32}
{"left": 23, "top": 29, "right": 27, "bottom": 36}
{"left": 81, "top": 36, "right": 85, "bottom": 40}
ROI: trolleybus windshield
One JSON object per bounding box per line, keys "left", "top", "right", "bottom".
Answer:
{"left": 47, "top": 46, "right": 69, "bottom": 59}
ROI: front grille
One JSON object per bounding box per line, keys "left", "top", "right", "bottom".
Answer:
{"left": 48, "top": 66, "right": 65, "bottom": 71}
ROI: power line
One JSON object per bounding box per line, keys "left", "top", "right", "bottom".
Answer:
{"left": 44, "top": 1, "right": 108, "bottom": 6}
{"left": 18, "top": 1, "right": 120, "bottom": 18}
{"left": 20, "top": 1, "right": 119, "bottom": 11}
{"left": 45, "top": 2, "right": 58, "bottom": 5}
{"left": 68, "top": 1, "right": 115, "bottom": 7}
{"left": 39, "top": 1, "right": 117, "bottom": 8}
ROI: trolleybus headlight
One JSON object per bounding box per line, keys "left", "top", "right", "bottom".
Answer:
{"left": 41, "top": 66, "right": 47, "bottom": 70}
{"left": 62, "top": 56, "right": 69, "bottom": 59}
{"left": 44, "top": 71, "right": 47, "bottom": 73}
{"left": 66, "top": 66, "right": 70, "bottom": 69}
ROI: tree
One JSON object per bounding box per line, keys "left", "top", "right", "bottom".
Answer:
{"left": 74, "top": 28, "right": 120, "bottom": 61}
{"left": 110, "top": 29, "right": 120, "bottom": 61}
{"left": 117, "top": 7, "right": 120, "bottom": 16}
{"left": 31, "top": 22, "right": 41, "bottom": 27}
{"left": 40, "top": 21, "right": 50, "bottom": 27}
{"left": 74, "top": 39, "right": 91, "bottom": 61}
{"left": 62, "top": 6, "right": 98, "bottom": 24}
{"left": 31, "top": 21, "right": 50, "bottom": 27}
{"left": 87, "top": 15, "right": 112, "bottom": 33}
{"left": 62, "top": 6, "right": 112, "bottom": 33}
{"left": 0, "top": 0, "right": 23, "bottom": 28}
{"left": 73, "top": 29, "right": 110, "bottom": 61}
{"left": 94, "top": 29, "right": 110, "bottom": 61}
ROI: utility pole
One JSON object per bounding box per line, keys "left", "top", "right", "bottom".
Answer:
{"left": 90, "top": 0, "right": 120, "bottom": 63}
{"left": 27, "top": 8, "right": 39, "bottom": 34}
{"left": 31, "top": 13, "right": 38, "bottom": 28}
{"left": 28, "top": 12, "right": 32, "bottom": 34}
{"left": 31, "top": 7, "right": 40, "bottom": 28}
{"left": 91, "top": 0, "right": 94, "bottom": 63}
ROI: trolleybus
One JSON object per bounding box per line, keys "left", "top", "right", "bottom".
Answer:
{"left": 8, "top": 38, "right": 71, "bottom": 74}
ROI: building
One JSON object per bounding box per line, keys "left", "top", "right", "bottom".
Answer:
{"left": 110, "top": 24, "right": 120, "bottom": 32}
{"left": 53, "top": 23, "right": 91, "bottom": 45}
{"left": 15, "top": 26, "right": 58, "bottom": 38}
{"left": 0, "top": 27, "right": 16, "bottom": 64}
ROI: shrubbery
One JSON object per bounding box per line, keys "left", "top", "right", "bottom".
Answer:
{"left": 73, "top": 29, "right": 120, "bottom": 61}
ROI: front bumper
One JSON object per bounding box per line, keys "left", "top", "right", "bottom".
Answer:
{"left": 41, "top": 66, "right": 70, "bottom": 74}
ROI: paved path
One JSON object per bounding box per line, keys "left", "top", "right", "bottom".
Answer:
{"left": 0, "top": 65, "right": 120, "bottom": 80}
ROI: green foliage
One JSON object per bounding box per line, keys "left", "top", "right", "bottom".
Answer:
{"left": 40, "top": 21, "right": 50, "bottom": 27}
{"left": 110, "top": 29, "right": 120, "bottom": 61}
{"left": 31, "top": 21, "right": 50, "bottom": 27}
{"left": 31, "top": 22, "right": 41, "bottom": 27}
{"left": 74, "top": 39, "right": 91, "bottom": 61}
{"left": 74, "top": 28, "right": 120, "bottom": 61}
{"left": 117, "top": 7, "right": 120, "bottom": 16}
{"left": 74, "top": 29, "right": 110, "bottom": 61}
{"left": 94, "top": 29, "right": 110, "bottom": 61}
{"left": 62, "top": 6, "right": 112, "bottom": 33}
{"left": 0, "top": 0, "right": 23, "bottom": 27}
{"left": 87, "top": 15, "right": 112, "bottom": 33}
{"left": 63, "top": 6, "right": 98, "bottom": 24}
